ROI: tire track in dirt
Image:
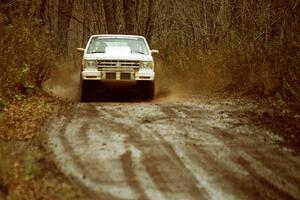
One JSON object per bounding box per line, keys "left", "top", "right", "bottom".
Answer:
{"left": 125, "top": 104, "right": 242, "bottom": 200}
{"left": 48, "top": 105, "right": 123, "bottom": 200}
{"left": 153, "top": 105, "right": 244, "bottom": 200}
{"left": 210, "top": 126, "right": 300, "bottom": 200}
{"left": 46, "top": 100, "right": 300, "bottom": 200}
{"left": 121, "top": 150, "right": 149, "bottom": 200}
{"left": 92, "top": 104, "right": 209, "bottom": 199}
{"left": 150, "top": 103, "right": 300, "bottom": 200}
{"left": 234, "top": 156, "right": 298, "bottom": 200}
{"left": 99, "top": 106, "right": 209, "bottom": 200}
{"left": 53, "top": 105, "right": 163, "bottom": 200}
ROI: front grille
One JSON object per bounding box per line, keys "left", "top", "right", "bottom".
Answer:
{"left": 120, "top": 73, "right": 131, "bottom": 80}
{"left": 105, "top": 72, "right": 116, "bottom": 80}
{"left": 97, "top": 60, "right": 140, "bottom": 68}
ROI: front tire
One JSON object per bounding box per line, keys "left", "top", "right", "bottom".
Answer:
{"left": 81, "top": 80, "right": 92, "bottom": 102}
{"left": 138, "top": 81, "right": 155, "bottom": 100}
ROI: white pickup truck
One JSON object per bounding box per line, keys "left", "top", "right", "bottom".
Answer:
{"left": 77, "top": 34, "right": 159, "bottom": 102}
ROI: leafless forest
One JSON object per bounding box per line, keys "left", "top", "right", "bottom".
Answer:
{"left": 1, "top": 1, "right": 300, "bottom": 199}
{"left": 0, "top": 0, "right": 299, "bottom": 103}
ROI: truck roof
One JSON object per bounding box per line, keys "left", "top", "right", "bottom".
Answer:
{"left": 90, "top": 34, "right": 146, "bottom": 39}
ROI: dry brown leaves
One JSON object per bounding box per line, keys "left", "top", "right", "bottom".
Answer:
{"left": 0, "top": 94, "right": 61, "bottom": 141}
{"left": 8, "top": 180, "right": 54, "bottom": 200}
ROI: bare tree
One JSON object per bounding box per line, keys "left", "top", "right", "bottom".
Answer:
{"left": 102, "top": 0, "right": 118, "bottom": 33}
{"left": 57, "top": 0, "right": 75, "bottom": 55}
{"left": 123, "top": 0, "right": 137, "bottom": 34}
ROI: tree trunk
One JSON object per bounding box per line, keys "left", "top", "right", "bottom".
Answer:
{"left": 145, "top": 0, "right": 156, "bottom": 42}
{"left": 103, "top": 0, "right": 118, "bottom": 33}
{"left": 123, "top": 0, "right": 137, "bottom": 34}
{"left": 57, "top": 0, "right": 75, "bottom": 55}
{"left": 39, "top": 0, "right": 47, "bottom": 24}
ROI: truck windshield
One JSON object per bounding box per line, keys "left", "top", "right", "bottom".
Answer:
{"left": 87, "top": 37, "right": 149, "bottom": 55}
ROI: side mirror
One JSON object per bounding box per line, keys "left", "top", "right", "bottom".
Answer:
{"left": 151, "top": 50, "right": 159, "bottom": 55}
{"left": 77, "top": 48, "right": 85, "bottom": 53}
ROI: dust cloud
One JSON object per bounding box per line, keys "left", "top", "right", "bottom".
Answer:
{"left": 42, "top": 59, "right": 81, "bottom": 102}
{"left": 153, "top": 58, "right": 232, "bottom": 103}
{"left": 153, "top": 60, "right": 208, "bottom": 103}
{"left": 42, "top": 58, "right": 220, "bottom": 103}
{"left": 154, "top": 82, "right": 186, "bottom": 103}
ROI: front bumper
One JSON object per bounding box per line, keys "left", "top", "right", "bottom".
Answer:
{"left": 82, "top": 68, "right": 155, "bottom": 81}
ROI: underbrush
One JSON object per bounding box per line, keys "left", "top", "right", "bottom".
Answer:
{"left": 158, "top": 41, "right": 300, "bottom": 105}
{"left": 0, "top": 2, "right": 56, "bottom": 106}
{"left": 0, "top": 93, "right": 86, "bottom": 200}
{"left": 0, "top": 3, "right": 80, "bottom": 198}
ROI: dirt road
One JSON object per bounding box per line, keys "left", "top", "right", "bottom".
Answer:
{"left": 45, "top": 97, "right": 300, "bottom": 200}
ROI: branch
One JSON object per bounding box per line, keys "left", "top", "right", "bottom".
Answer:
{"left": 0, "top": 0, "right": 19, "bottom": 10}
{"left": 58, "top": 10, "right": 93, "bottom": 34}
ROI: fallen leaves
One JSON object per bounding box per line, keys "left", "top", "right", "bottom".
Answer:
{"left": 0, "top": 94, "right": 61, "bottom": 141}
{"left": 9, "top": 180, "right": 54, "bottom": 200}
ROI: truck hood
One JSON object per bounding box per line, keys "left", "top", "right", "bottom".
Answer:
{"left": 84, "top": 47, "right": 152, "bottom": 61}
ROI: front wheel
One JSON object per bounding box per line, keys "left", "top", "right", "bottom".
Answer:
{"left": 138, "top": 81, "right": 155, "bottom": 100}
{"left": 81, "top": 80, "right": 93, "bottom": 102}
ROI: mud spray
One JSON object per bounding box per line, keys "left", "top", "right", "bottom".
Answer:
{"left": 154, "top": 59, "right": 207, "bottom": 103}
{"left": 42, "top": 58, "right": 81, "bottom": 102}
{"left": 42, "top": 59, "right": 214, "bottom": 102}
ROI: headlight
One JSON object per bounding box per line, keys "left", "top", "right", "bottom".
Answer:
{"left": 84, "top": 60, "right": 96, "bottom": 68}
{"left": 141, "top": 61, "right": 152, "bottom": 68}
